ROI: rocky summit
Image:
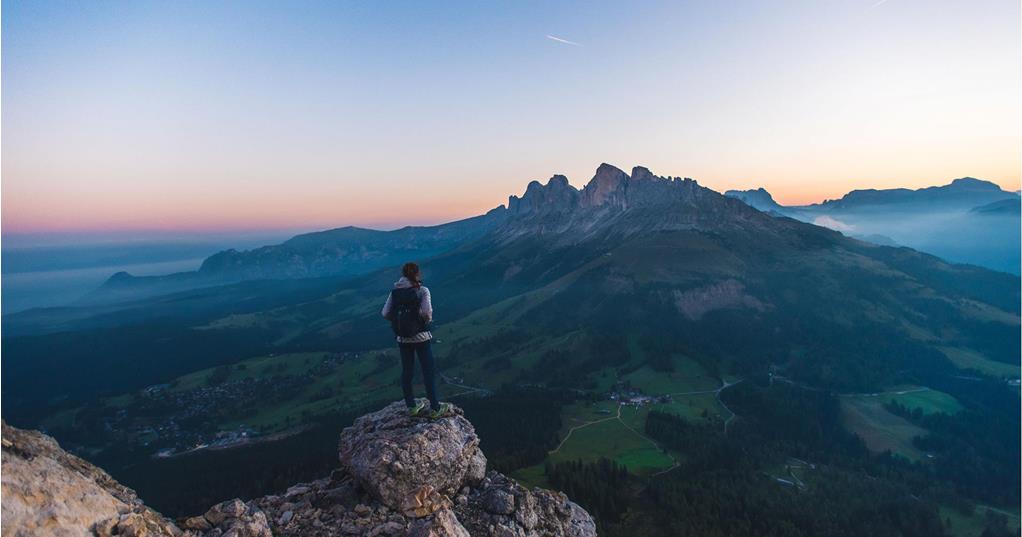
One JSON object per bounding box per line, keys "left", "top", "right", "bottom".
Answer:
{"left": 1, "top": 402, "right": 596, "bottom": 537}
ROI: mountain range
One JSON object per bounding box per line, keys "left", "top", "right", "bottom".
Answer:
{"left": 726, "top": 178, "right": 1020, "bottom": 273}
{"left": 83, "top": 208, "right": 509, "bottom": 305}
{"left": 4, "top": 163, "right": 1017, "bottom": 404}
{"left": 2, "top": 163, "right": 1018, "bottom": 536}
{"left": 87, "top": 171, "right": 1021, "bottom": 311}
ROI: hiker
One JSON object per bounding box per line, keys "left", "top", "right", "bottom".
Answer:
{"left": 381, "top": 262, "right": 449, "bottom": 418}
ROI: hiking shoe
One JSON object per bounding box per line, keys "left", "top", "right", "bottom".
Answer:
{"left": 428, "top": 402, "right": 450, "bottom": 419}
{"left": 408, "top": 400, "right": 427, "bottom": 417}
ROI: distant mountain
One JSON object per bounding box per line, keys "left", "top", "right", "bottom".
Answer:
{"left": 805, "top": 177, "right": 1017, "bottom": 212}
{"left": 3, "top": 164, "right": 1018, "bottom": 537}
{"left": 8, "top": 163, "right": 1015, "bottom": 406}
{"left": 972, "top": 198, "right": 1021, "bottom": 216}
{"left": 83, "top": 207, "right": 507, "bottom": 305}
{"left": 851, "top": 233, "right": 899, "bottom": 246}
{"left": 724, "top": 179, "right": 1020, "bottom": 273}
{"left": 724, "top": 187, "right": 785, "bottom": 213}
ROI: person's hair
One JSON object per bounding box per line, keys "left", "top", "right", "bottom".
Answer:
{"left": 402, "top": 262, "right": 422, "bottom": 287}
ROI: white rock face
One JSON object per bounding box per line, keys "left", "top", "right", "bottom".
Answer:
{"left": 1, "top": 421, "right": 179, "bottom": 537}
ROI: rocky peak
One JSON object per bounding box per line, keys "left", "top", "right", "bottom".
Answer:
{"left": 507, "top": 174, "right": 580, "bottom": 215}
{"left": 580, "top": 163, "right": 629, "bottom": 208}
{"left": 2, "top": 403, "right": 596, "bottom": 537}
{"left": 629, "top": 166, "right": 657, "bottom": 182}
{"left": 495, "top": 163, "right": 761, "bottom": 241}
{"left": 335, "top": 402, "right": 594, "bottom": 537}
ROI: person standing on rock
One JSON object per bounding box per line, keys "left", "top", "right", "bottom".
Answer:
{"left": 382, "top": 262, "right": 450, "bottom": 418}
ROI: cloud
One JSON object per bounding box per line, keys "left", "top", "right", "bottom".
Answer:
{"left": 813, "top": 216, "right": 856, "bottom": 233}
{"left": 546, "top": 35, "right": 581, "bottom": 47}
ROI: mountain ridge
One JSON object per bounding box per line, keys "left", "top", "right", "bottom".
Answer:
{"left": 724, "top": 177, "right": 1020, "bottom": 273}
{"left": 83, "top": 208, "right": 508, "bottom": 306}
{"left": 65, "top": 168, "right": 1022, "bottom": 308}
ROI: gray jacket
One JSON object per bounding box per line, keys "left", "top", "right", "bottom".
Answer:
{"left": 381, "top": 277, "right": 433, "bottom": 343}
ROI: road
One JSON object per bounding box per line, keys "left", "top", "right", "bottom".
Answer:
{"left": 438, "top": 372, "right": 493, "bottom": 396}
{"left": 549, "top": 404, "right": 621, "bottom": 454}
{"left": 771, "top": 374, "right": 931, "bottom": 398}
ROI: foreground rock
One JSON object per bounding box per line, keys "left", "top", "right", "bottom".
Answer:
{"left": 2, "top": 402, "right": 596, "bottom": 537}
{"left": 338, "top": 401, "right": 486, "bottom": 509}
{"left": 1, "top": 420, "right": 180, "bottom": 537}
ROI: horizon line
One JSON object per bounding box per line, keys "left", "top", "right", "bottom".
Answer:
{"left": 4, "top": 172, "right": 1018, "bottom": 238}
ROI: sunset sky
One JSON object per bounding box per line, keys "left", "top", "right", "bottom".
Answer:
{"left": 3, "top": 0, "right": 1019, "bottom": 234}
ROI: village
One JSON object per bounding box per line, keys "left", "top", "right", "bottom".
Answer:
{"left": 104, "top": 373, "right": 314, "bottom": 457}
{"left": 606, "top": 383, "right": 673, "bottom": 407}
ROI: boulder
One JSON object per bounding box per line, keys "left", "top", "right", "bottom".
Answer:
{"left": 198, "top": 499, "right": 272, "bottom": 537}
{"left": 455, "top": 472, "right": 597, "bottom": 537}
{"left": 338, "top": 401, "right": 486, "bottom": 509}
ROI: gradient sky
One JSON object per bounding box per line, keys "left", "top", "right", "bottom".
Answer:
{"left": 3, "top": 0, "right": 1020, "bottom": 234}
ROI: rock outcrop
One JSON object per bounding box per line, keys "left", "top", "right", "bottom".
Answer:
{"left": 2, "top": 403, "right": 596, "bottom": 537}
{"left": 1, "top": 421, "right": 180, "bottom": 537}
{"left": 499, "top": 163, "right": 761, "bottom": 242}
{"left": 338, "top": 402, "right": 486, "bottom": 509}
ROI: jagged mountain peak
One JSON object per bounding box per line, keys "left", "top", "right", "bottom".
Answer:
{"left": 581, "top": 163, "right": 629, "bottom": 207}
{"left": 509, "top": 163, "right": 709, "bottom": 216}
{"left": 498, "top": 163, "right": 766, "bottom": 242}
{"left": 630, "top": 165, "right": 658, "bottom": 181}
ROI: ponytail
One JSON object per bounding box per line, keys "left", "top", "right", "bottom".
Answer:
{"left": 402, "top": 262, "right": 422, "bottom": 287}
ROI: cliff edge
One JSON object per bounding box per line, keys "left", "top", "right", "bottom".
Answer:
{"left": 2, "top": 402, "right": 597, "bottom": 537}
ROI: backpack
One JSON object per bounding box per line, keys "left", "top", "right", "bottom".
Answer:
{"left": 389, "top": 287, "right": 425, "bottom": 338}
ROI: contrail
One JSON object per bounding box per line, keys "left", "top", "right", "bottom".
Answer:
{"left": 871, "top": 0, "right": 889, "bottom": 7}
{"left": 546, "top": 35, "right": 581, "bottom": 47}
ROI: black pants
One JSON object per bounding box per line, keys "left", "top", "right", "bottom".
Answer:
{"left": 399, "top": 340, "right": 439, "bottom": 408}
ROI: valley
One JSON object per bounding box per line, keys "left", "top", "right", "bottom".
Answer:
{"left": 3, "top": 165, "right": 1019, "bottom": 537}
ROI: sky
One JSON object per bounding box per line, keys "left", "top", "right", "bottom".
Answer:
{"left": 3, "top": 0, "right": 1020, "bottom": 235}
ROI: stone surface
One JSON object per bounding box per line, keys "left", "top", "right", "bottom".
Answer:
{"left": 0, "top": 420, "right": 179, "bottom": 537}
{"left": 399, "top": 485, "right": 453, "bottom": 518}
{"left": 3, "top": 402, "right": 596, "bottom": 537}
{"left": 455, "top": 472, "right": 597, "bottom": 537}
{"left": 338, "top": 401, "right": 486, "bottom": 509}
{"left": 407, "top": 509, "right": 471, "bottom": 537}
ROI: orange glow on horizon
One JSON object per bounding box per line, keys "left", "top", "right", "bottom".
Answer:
{"left": 3, "top": 167, "right": 1018, "bottom": 235}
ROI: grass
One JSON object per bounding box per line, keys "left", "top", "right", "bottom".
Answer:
{"left": 941, "top": 505, "right": 1021, "bottom": 537}
{"left": 878, "top": 388, "right": 963, "bottom": 415}
{"left": 549, "top": 417, "right": 674, "bottom": 476}
{"left": 939, "top": 346, "right": 1020, "bottom": 379}
{"left": 447, "top": 331, "right": 585, "bottom": 389}
{"left": 840, "top": 396, "right": 927, "bottom": 460}
{"left": 512, "top": 463, "right": 552, "bottom": 489}
{"left": 84, "top": 350, "right": 407, "bottom": 435}
{"left": 650, "top": 395, "right": 726, "bottom": 422}
{"left": 620, "top": 356, "right": 720, "bottom": 395}
{"left": 516, "top": 354, "right": 727, "bottom": 485}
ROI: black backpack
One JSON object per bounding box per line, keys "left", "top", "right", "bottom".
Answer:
{"left": 389, "top": 287, "right": 426, "bottom": 338}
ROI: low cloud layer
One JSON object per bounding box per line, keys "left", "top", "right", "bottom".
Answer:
{"left": 813, "top": 216, "right": 856, "bottom": 233}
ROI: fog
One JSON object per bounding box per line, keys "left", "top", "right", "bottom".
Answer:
{"left": 805, "top": 209, "right": 1020, "bottom": 275}
{"left": 0, "top": 230, "right": 300, "bottom": 313}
